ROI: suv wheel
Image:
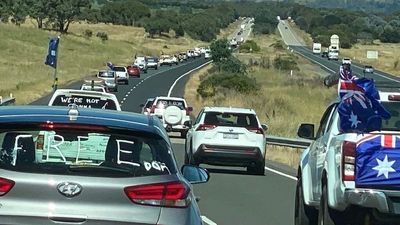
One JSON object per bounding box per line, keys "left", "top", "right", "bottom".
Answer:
{"left": 295, "top": 177, "right": 318, "bottom": 225}
{"left": 318, "top": 185, "right": 345, "bottom": 225}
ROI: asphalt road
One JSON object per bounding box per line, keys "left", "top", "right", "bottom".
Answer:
{"left": 277, "top": 20, "right": 400, "bottom": 90}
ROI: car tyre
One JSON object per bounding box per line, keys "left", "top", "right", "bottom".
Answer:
{"left": 295, "top": 177, "right": 318, "bottom": 225}
{"left": 188, "top": 143, "right": 199, "bottom": 166}
{"left": 180, "top": 130, "right": 187, "bottom": 139}
{"left": 247, "top": 159, "right": 265, "bottom": 175}
{"left": 318, "top": 185, "right": 346, "bottom": 225}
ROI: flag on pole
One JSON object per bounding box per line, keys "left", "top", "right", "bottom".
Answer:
{"left": 45, "top": 37, "right": 60, "bottom": 69}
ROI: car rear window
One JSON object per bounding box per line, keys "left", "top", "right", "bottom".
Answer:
{"left": 98, "top": 71, "right": 114, "bottom": 78}
{"left": 0, "top": 125, "right": 175, "bottom": 177}
{"left": 113, "top": 67, "right": 126, "bottom": 72}
{"left": 155, "top": 99, "right": 186, "bottom": 110}
{"left": 204, "top": 112, "right": 259, "bottom": 128}
{"left": 51, "top": 95, "right": 118, "bottom": 110}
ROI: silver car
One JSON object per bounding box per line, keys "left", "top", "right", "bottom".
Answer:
{"left": 0, "top": 105, "right": 209, "bottom": 225}
{"left": 97, "top": 70, "right": 118, "bottom": 92}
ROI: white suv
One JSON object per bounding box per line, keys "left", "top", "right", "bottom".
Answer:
{"left": 185, "top": 107, "right": 267, "bottom": 175}
{"left": 148, "top": 96, "right": 193, "bottom": 137}
{"left": 112, "top": 66, "right": 129, "bottom": 85}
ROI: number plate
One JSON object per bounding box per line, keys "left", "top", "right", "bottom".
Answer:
{"left": 223, "top": 133, "right": 238, "bottom": 139}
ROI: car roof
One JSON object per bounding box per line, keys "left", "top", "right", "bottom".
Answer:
{"left": 203, "top": 107, "right": 256, "bottom": 114}
{"left": 51, "top": 89, "right": 114, "bottom": 97}
{"left": 155, "top": 96, "right": 186, "bottom": 101}
{"left": 0, "top": 106, "right": 168, "bottom": 139}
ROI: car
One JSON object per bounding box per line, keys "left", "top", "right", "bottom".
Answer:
{"left": 185, "top": 107, "right": 268, "bottom": 175}
{"left": 146, "top": 57, "right": 159, "bottom": 70}
{"left": 200, "top": 47, "right": 207, "bottom": 54}
{"left": 140, "top": 97, "right": 155, "bottom": 115}
{"left": 159, "top": 55, "right": 174, "bottom": 66}
{"left": 48, "top": 89, "right": 122, "bottom": 111}
{"left": 112, "top": 66, "right": 129, "bottom": 85}
{"left": 127, "top": 65, "right": 141, "bottom": 77}
{"left": 171, "top": 55, "right": 179, "bottom": 65}
{"left": 80, "top": 84, "right": 107, "bottom": 93}
{"left": 178, "top": 52, "right": 188, "bottom": 62}
{"left": 363, "top": 65, "right": 374, "bottom": 74}
{"left": 186, "top": 50, "right": 195, "bottom": 59}
{"left": 147, "top": 96, "right": 193, "bottom": 137}
{"left": 342, "top": 58, "right": 352, "bottom": 65}
{"left": 204, "top": 50, "right": 212, "bottom": 59}
{"left": 193, "top": 48, "right": 201, "bottom": 57}
{"left": 321, "top": 50, "right": 329, "bottom": 58}
{"left": 133, "top": 56, "right": 148, "bottom": 73}
{"left": 0, "top": 105, "right": 210, "bottom": 224}
{"left": 96, "top": 70, "right": 118, "bottom": 92}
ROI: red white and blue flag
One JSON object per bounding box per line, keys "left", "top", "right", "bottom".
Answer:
{"left": 356, "top": 134, "right": 400, "bottom": 188}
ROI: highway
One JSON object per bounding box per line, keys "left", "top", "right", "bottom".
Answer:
{"left": 277, "top": 20, "right": 400, "bottom": 90}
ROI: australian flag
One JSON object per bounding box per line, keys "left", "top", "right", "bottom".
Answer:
{"left": 45, "top": 36, "right": 60, "bottom": 69}
{"left": 338, "top": 65, "right": 362, "bottom": 98}
{"left": 356, "top": 134, "right": 400, "bottom": 188}
{"left": 107, "top": 62, "right": 114, "bottom": 70}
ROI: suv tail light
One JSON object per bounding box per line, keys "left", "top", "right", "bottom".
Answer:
{"left": 124, "top": 182, "right": 190, "bottom": 208}
{"left": 342, "top": 141, "right": 356, "bottom": 181}
{"left": 36, "top": 134, "right": 44, "bottom": 150}
{"left": 247, "top": 127, "right": 264, "bottom": 134}
{"left": 0, "top": 177, "right": 14, "bottom": 196}
{"left": 196, "top": 124, "right": 217, "bottom": 131}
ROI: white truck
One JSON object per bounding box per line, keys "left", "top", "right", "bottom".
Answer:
{"left": 295, "top": 91, "right": 400, "bottom": 225}
{"left": 328, "top": 46, "right": 339, "bottom": 61}
{"left": 312, "top": 43, "right": 322, "bottom": 54}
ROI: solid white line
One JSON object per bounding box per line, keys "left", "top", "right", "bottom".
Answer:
{"left": 167, "top": 61, "right": 213, "bottom": 97}
{"left": 201, "top": 216, "right": 218, "bottom": 225}
{"left": 123, "top": 97, "right": 126, "bottom": 101}
{"left": 265, "top": 166, "right": 297, "bottom": 181}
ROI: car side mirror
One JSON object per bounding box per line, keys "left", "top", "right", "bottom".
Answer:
{"left": 139, "top": 104, "right": 145, "bottom": 108}
{"left": 181, "top": 165, "right": 210, "bottom": 184}
{"left": 261, "top": 124, "right": 268, "bottom": 132}
{"left": 184, "top": 120, "right": 192, "bottom": 128}
{"left": 297, "top": 123, "right": 315, "bottom": 140}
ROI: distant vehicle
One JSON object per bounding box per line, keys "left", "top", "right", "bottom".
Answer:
{"left": 48, "top": 89, "right": 121, "bottom": 111}
{"left": 127, "top": 65, "right": 141, "bottom": 77}
{"left": 146, "top": 57, "right": 159, "bottom": 70}
{"left": 312, "top": 43, "right": 322, "bottom": 54}
{"left": 204, "top": 50, "right": 212, "bottom": 59}
{"left": 321, "top": 49, "right": 329, "bottom": 58}
{"left": 159, "top": 55, "right": 174, "bottom": 66}
{"left": 342, "top": 58, "right": 352, "bottom": 65}
{"left": 134, "top": 56, "right": 148, "bottom": 72}
{"left": 363, "top": 65, "right": 374, "bottom": 74}
{"left": 97, "top": 70, "right": 118, "bottom": 92}
{"left": 0, "top": 105, "right": 209, "bottom": 224}
{"left": 171, "top": 55, "right": 179, "bottom": 65}
{"left": 200, "top": 47, "right": 207, "bottom": 54}
{"left": 240, "top": 24, "right": 245, "bottom": 30}
{"left": 80, "top": 79, "right": 107, "bottom": 93}
{"left": 328, "top": 47, "right": 339, "bottom": 61}
{"left": 140, "top": 97, "right": 155, "bottom": 115}
{"left": 185, "top": 107, "right": 267, "bottom": 175}
{"left": 187, "top": 50, "right": 195, "bottom": 59}
{"left": 193, "top": 48, "right": 201, "bottom": 57}
{"left": 112, "top": 66, "right": 129, "bottom": 85}
{"left": 144, "top": 96, "right": 193, "bottom": 138}
{"left": 178, "top": 52, "right": 188, "bottom": 61}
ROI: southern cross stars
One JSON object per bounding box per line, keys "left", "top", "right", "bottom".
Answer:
{"left": 349, "top": 111, "right": 361, "bottom": 128}
{"left": 373, "top": 155, "right": 396, "bottom": 179}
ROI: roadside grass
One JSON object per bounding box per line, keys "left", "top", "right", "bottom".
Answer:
{"left": 217, "top": 19, "right": 242, "bottom": 40}
{"left": 0, "top": 22, "right": 205, "bottom": 104}
{"left": 184, "top": 34, "right": 336, "bottom": 168}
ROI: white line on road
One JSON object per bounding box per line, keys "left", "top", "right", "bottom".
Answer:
{"left": 265, "top": 166, "right": 297, "bottom": 181}
{"left": 123, "top": 97, "right": 126, "bottom": 101}
{"left": 201, "top": 216, "right": 218, "bottom": 225}
{"left": 167, "top": 61, "right": 213, "bottom": 97}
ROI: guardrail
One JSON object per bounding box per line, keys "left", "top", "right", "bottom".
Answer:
{"left": 266, "top": 135, "right": 312, "bottom": 149}
{"left": 0, "top": 94, "right": 16, "bottom": 106}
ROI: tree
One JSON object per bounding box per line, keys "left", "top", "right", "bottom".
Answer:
{"left": 210, "top": 39, "right": 231, "bottom": 63}
{"left": 0, "top": 0, "right": 12, "bottom": 22}
{"left": 27, "top": 0, "right": 50, "bottom": 29}
{"left": 175, "top": 24, "right": 184, "bottom": 37}
{"left": 100, "top": 0, "right": 150, "bottom": 26}
{"left": 47, "top": 0, "right": 91, "bottom": 33}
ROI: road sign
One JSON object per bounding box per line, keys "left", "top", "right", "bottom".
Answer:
{"left": 367, "top": 50, "right": 378, "bottom": 59}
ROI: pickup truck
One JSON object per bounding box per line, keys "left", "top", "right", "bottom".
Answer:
{"left": 295, "top": 91, "right": 400, "bottom": 225}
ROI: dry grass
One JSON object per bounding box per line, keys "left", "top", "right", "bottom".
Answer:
{"left": 184, "top": 34, "right": 336, "bottom": 168}
{"left": 217, "top": 19, "right": 242, "bottom": 40}
{"left": 0, "top": 22, "right": 205, "bottom": 104}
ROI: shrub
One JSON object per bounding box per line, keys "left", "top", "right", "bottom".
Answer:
{"left": 239, "top": 40, "right": 261, "bottom": 53}
{"left": 197, "top": 73, "right": 259, "bottom": 98}
{"left": 83, "top": 29, "right": 93, "bottom": 39}
{"left": 273, "top": 55, "right": 299, "bottom": 71}
{"left": 96, "top": 32, "right": 108, "bottom": 41}
{"left": 217, "top": 56, "right": 247, "bottom": 74}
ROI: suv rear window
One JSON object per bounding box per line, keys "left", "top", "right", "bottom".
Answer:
{"left": 51, "top": 95, "right": 118, "bottom": 110}
{"left": 204, "top": 112, "right": 258, "bottom": 128}
{"left": 113, "top": 67, "right": 126, "bottom": 72}
{"left": 155, "top": 99, "right": 186, "bottom": 110}
{"left": 0, "top": 125, "right": 175, "bottom": 177}
{"left": 98, "top": 71, "right": 115, "bottom": 78}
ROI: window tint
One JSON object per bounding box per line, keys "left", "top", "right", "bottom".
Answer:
{"left": 113, "top": 67, "right": 126, "bottom": 72}
{"left": 51, "top": 95, "right": 117, "bottom": 110}
{"left": 0, "top": 126, "right": 175, "bottom": 177}
{"left": 203, "top": 112, "right": 258, "bottom": 128}
{"left": 194, "top": 109, "right": 204, "bottom": 125}
{"left": 155, "top": 99, "right": 186, "bottom": 110}
{"left": 316, "top": 104, "right": 335, "bottom": 138}
{"left": 98, "top": 71, "right": 114, "bottom": 78}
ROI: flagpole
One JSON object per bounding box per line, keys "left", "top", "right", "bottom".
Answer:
{"left": 53, "top": 36, "right": 60, "bottom": 92}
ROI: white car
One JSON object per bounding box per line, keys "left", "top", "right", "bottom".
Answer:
{"left": 148, "top": 96, "right": 193, "bottom": 137}
{"left": 48, "top": 89, "right": 121, "bottom": 111}
{"left": 134, "top": 56, "right": 148, "bottom": 72}
{"left": 185, "top": 107, "right": 267, "bottom": 175}
{"left": 342, "top": 58, "right": 352, "bottom": 65}
{"left": 112, "top": 66, "right": 129, "bottom": 85}
{"left": 159, "top": 55, "right": 174, "bottom": 66}
{"left": 204, "top": 50, "right": 212, "bottom": 59}
{"left": 97, "top": 70, "right": 118, "bottom": 92}
{"left": 80, "top": 84, "right": 107, "bottom": 93}
{"left": 193, "top": 48, "right": 201, "bottom": 57}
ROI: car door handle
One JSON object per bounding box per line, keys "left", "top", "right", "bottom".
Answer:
{"left": 49, "top": 215, "right": 87, "bottom": 223}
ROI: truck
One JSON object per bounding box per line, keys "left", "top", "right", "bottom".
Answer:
{"left": 328, "top": 46, "right": 339, "bottom": 60}
{"left": 295, "top": 90, "right": 400, "bottom": 225}
{"left": 330, "top": 34, "right": 340, "bottom": 51}
{"left": 312, "top": 43, "right": 322, "bottom": 54}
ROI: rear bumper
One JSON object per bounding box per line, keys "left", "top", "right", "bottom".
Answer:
{"left": 193, "top": 144, "right": 264, "bottom": 166}
{"left": 164, "top": 124, "right": 189, "bottom": 132}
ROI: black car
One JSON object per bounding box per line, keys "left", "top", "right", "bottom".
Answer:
{"left": 321, "top": 51, "right": 329, "bottom": 58}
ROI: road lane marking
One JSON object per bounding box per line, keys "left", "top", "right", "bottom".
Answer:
{"left": 291, "top": 49, "right": 335, "bottom": 73}
{"left": 265, "top": 166, "right": 297, "bottom": 181}
{"left": 201, "top": 216, "right": 218, "bottom": 225}
{"left": 167, "top": 61, "right": 213, "bottom": 97}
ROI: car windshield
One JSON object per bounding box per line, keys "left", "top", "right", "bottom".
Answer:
{"left": 147, "top": 58, "right": 155, "bottom": 62}
{"left": 81, "top": 86, "right": 104, "bottom": 92}
{"left": 51, "top": 95, "right": 118, "bottom": 110}
{"left": 113, "top": 67, "right": 126, "bottom": 72}
{"left": 155, "top": 99, "right": 185, "bottom": 110}
{"left": 98, "top": 71, "right": 114, "bottom": 78}
{"left": 0, "top": 125, "right": 175, "bottom": 177}
{"left": 204, "top": 112, "right": 259, "bottom": 128}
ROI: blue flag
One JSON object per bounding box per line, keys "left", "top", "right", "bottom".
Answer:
{"left": 356, "top": 134, "right": 400, "bottom": 188}
{"left": 45, "top": 37, "right": 60, "bottom": 69}
{"left": 107, "top": 62, "right": 114, "bottom": 70}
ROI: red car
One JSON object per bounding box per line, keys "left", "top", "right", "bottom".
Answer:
{"left": 127, "top": 65, "right": 140, "bottom": 77}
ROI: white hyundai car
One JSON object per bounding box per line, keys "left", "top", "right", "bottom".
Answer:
{"left": 185, "top": 107, "right": 267, "bottom": 175}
